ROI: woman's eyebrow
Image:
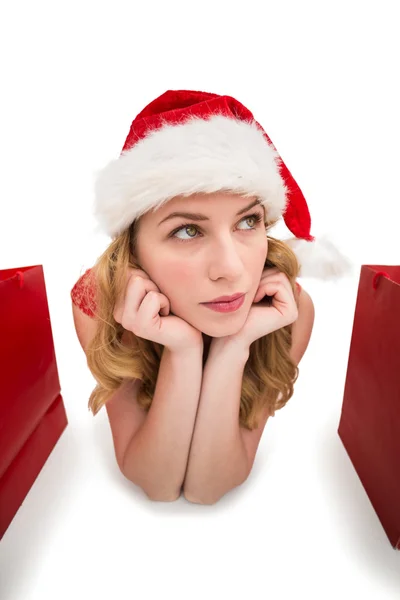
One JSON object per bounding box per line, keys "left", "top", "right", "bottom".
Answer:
{"left": 157, "top": 199, "right": 263, "bottom": 227}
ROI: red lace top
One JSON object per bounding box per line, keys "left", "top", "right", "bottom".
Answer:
{"left": 71, "top": 268, "right": 97, "bottom": 318}
{"left": 71, "top": 267, "right": 303, "bottom": 319}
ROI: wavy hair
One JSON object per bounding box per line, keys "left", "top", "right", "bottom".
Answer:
{"left": 83, "top": 215, "right": 301, "bottom": 430}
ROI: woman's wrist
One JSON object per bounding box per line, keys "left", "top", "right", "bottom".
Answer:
{"left": 165, "top": 337, "right": 204, "bottom": 355}
{"left": 208, "top": 336, "right": 250, "bottom": 362}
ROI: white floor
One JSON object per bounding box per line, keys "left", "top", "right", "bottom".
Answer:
{"left": 1, "top": 3, "right": 400, "bottom": 598}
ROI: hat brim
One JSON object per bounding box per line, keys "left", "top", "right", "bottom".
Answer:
{"left": 93, "top": 114, "right": 289, "bottom": 238}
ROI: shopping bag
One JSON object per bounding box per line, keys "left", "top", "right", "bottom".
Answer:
{"left": 0, "top": 265, "right": 68, "bottom": 539}
{"left": 338, "top": 265, "right": 400, "bottom": 549}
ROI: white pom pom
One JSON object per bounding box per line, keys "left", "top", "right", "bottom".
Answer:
{"left": 284, "top": 234, "right": 353, "bottom": 280}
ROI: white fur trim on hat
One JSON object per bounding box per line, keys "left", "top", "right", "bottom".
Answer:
{"left": 285, "top": 235, "right": 353, "bottom": 279}
{"left": 93, "top": 114, "right": 289, "bottom": 238}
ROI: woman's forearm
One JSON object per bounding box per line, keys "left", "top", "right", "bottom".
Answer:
{"left": 183, "top": 339, "right": 250, "bottom": 504}
{"left": 121, "top": 344, "right": 203, "bottom": 501}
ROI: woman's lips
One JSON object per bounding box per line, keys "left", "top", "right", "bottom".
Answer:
{"left": 206, "top": 292, "right": 244, "bottom": 303}
{"left": 201, "top": 294, "right": 245, "bottom": 313}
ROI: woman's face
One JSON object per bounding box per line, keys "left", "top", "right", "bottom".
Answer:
{"left": 134, "top": 192, "right": 269, "bottom": 345}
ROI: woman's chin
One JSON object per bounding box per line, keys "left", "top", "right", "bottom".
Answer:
{"left": 202, "top": 324, "right": 243, "bottom": 340}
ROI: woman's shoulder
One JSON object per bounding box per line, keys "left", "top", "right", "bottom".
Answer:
{"left": 71, "top": 267, "right": 97, "bottom": 318}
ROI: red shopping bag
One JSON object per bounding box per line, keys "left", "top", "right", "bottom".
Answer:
{"left": 338, "top": 265, "right": 400, "bottom": 550}
{"left": 0, "top": 265, "right": 68, "bottom": 539}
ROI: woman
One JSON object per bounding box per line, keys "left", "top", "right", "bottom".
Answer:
{"left": 71, "top": 89, "right": 350, "bottom": 504}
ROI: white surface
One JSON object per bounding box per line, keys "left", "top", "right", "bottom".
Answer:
{"left": 1, "top": 1, "right": 399, "bottom": 598}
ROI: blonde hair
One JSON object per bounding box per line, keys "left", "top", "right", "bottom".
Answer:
{"left": 83, "top": 216, "right": 301, "bottom": 430}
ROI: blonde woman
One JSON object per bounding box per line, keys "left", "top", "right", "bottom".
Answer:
{"left": 71, "top": 89, "right": 350, "bottom": 505}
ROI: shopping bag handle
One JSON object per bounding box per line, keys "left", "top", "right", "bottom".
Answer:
{"left": 372, "top": 270, "right": 390, "bottom": 291}
{"left": 14, "top": 270, "right": 25, "bottom": 289}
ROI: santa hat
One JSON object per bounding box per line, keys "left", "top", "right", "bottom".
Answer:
{"left": 93, "top": 89, "right": 352, "bottom": 279}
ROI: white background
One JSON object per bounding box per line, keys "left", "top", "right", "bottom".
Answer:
{"left": 1, "top": 1, "right": 399, "bottom": 598}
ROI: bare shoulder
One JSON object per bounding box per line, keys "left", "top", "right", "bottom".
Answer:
{"left": 290, "top": 286, "right": 315, "bottom": 366}
{"left": 71, "top": 301, "right": 147, "bottom": 471}
{"left": 71, "top": 299, "right": 98, "bottom": 353}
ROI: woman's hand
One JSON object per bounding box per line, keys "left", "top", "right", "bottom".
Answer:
{"left": 226, "top": 267, "right": 299, "bottom": 349}
{"left": 113, "top": 268, "right": 203, "bottom": 352}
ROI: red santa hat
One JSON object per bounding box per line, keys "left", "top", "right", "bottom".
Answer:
{"left": 93, "top": 89, "right": 351, "bottom": 279}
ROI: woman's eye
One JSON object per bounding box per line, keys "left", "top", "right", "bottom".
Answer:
{"left": 170, "top": 213, "right": 263, "bottom": 243}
